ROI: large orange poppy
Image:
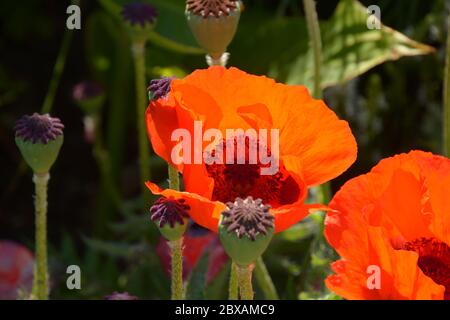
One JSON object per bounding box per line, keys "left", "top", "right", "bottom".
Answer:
{"left": 325, "top": 150, "right": 450, "bottom": 300}
{"left": 146, "top": 66, "right": 357, "bottom": 233}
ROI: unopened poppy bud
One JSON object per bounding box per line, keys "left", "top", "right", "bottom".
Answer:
{"left": 14, "top": 113, "right": 64, "bottom": 174}
{"left": 121, "top": 2, "right": 158, "bottom": 42}
{"left": 148, "top": 76, "right": 174, "bottom": 101}
{"left": 150, "top": 197, "right": 190, "bottom": 241}
{"left": 185, "top": 0, "right": 242, "bottom": 61}
{"left": 218, "top": 196, "right": 274, "bottom": 266}
{"left": 72, "top": 81, "right": 105, "bottom": 114}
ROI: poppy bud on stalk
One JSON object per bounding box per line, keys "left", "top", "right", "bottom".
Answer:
{"left": 73, "top": 82, "right": 105, "bottom": 144}
{"left": 72, "top": 81, "right": 105, "bottom": 115}
{"left": 14, "top": 113, "right": 64, "bottom": 300}
{"left": 150, "top": 197, "right": 190, "bottom": 241}
{"left": 185, "top": 0, "right": 242, "bottom": 65}
{"left": 219, "top": 196, "right": 274, "bottom": 266}
{"left": 14, "top": 113, "right": 64, "bottom": 174}
{"left": 121, "top": 2, "right": 158, "bottom": 42}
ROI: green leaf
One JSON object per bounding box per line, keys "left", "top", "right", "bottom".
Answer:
{"left": 274, "top": 0, "right": 435, "bottom": 90}
{"left": 232, "top": 0, "right": 433, "bottom": 91}
{"left": 83, "top": 237, "right": 139, "bottom": 258}
{"left": 278, "top": 219, "right": 319, "bottom": 242}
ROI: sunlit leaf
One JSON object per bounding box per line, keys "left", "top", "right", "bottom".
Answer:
{"left": 275, "top": 0, "right": 435, "bottom": 90}
{"left": 232, "top": 0, "right": 434, "bottom": 91}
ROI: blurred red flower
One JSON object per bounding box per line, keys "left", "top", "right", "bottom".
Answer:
{"left": 0, "top": 241, "right": 34, "bottom": 300}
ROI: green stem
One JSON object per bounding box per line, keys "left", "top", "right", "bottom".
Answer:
{"left": 32, "top": 173, "right": 50, "bottom": 300}
{"left": 229, "top": 262, "right": 239, "bottom": 300}
{"left": 90, "top": 114, "right": 123, "bottom": 209}
{"left": 237, "top": 264, "right": 254, "bottom": 300}
{"left": 168, "top": 165, "right": 180, "bottom": 191}
{"left": 254, "top": 257, "right": 279, "bottom": 300}
{"left": 131, "top": 41, "right": 151, "bottom": 195}
{"left": 170, "top": 238, "right": 184, "bottom": 300}
{"left": 444, "top": 15, "right": 450, "bottom": 157}
{"left": 316, "top": 182, "right": 331, "bottom": 204}
{"left": 303, "top": 0, "right": 322, "bottom": 99}
{"left": 41, "top": 0, "right": 79, "bottom": 113}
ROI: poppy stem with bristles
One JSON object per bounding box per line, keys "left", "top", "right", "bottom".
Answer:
{"left": 32, "top": 173, "right": 50, "bottom": 300}
{"left": 167, "top": 165, "right": 183, "bottom": 299}
{"left": 237, "top": 264, "right": 254, "bottom": 300}
{"left": 168, "top": 165, "right": 180, "bottom": 191}
{"left": 254, "top": 257, "right": 279, "bottom": 299}
{"left": 131, "top": 40, "right": 151, "bottom": 198}
{"left": 229, "top": 262, "right": 239, "bottom": 300}
{"left": 169, "top": 238, "right": 184, "bottom": 300}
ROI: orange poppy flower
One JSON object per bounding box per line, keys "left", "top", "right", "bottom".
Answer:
{"left": 325, "top": 150, "right": 450, "bottom": 300}
{"left": 146, "top": 66, "right": 357, "bottom": 233}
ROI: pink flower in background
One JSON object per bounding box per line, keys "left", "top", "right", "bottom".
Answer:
{"left": 0, "top": 241, "right": 34, "bottom": 300}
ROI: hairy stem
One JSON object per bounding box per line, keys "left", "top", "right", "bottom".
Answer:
{"left": 170, "top": 238, "right": 184, "bottom": 300}
{"left": 254, "top": 257, "right": 279, "bottom": 300}
{"left": 32, "top": 173, "right": 50, "bottom": 300}
{"left": 229, "top": 262, "right": 239, "bottom": 300}
{"left": 41, "top": 0, "right": 79, "bottom": 113}
{"left": 237, "top": 264, "right": 254, "bottom": 300}
{"left": 168, "top": 165, "right": 180, "bottom": 191}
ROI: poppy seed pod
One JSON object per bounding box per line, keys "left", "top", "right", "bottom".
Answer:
{"left": 185, "top": 0, "right": 242, "bottom": 61}
{"left": 218, "top": 197, "right": 274, "bottom": 266}
{"left": 72, "top": 81, "right": 105, "bottom": 114}
{"left": 150, "top": 197, "right": 190, "bottom": 241}
{"left": 14, "top": 113, "right": 64, "bottom": 174}
{"left": 121, "top": 2, "right": 158, "bottom": 42}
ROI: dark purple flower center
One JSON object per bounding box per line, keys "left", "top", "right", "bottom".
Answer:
{"left": 121, "top": 2, "right": 158, "bottom": 26}
{"left": 150, "top": 197, "right": 190, "bottom": 228}
{"left": 187, "top": 0, "right": 238, "bottom": 18}
{"left": 148, "top": 77, "right": 174, "bottom": 100}
{"left": 14, "top": 113, "right": 64, "bottom": 144}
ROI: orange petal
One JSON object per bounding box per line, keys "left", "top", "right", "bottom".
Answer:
{"left": 169, "top": 67, "right": 356, "bottom": 187}
{"left": 326, "top": 227, "right": 445, "bottom": 300}
{"left": 145, "top": 95, "right": 180, "bottom": 168}
{"left": 277, "top": 97, "right": 357, "bottom": 186}
{"left": 326, "top": 150, "right": 450, "bottom": 300}
{"left": 273, "top": 203, "right": 328, "bottom": 233}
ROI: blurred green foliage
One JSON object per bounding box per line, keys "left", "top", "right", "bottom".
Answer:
{"left": 0, "top": 0, "right": 446, "bottom": 299}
